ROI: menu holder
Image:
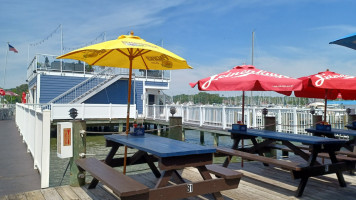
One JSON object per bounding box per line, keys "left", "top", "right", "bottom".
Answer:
{"left": 232, "top": 124, "right": 247, "bottom": 132}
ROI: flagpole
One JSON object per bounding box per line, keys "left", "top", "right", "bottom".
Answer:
{"left": 60, "top": 24, "right": 63, "bottom": 73}
{"left": 60, "top": 24, "right": 63, "bottom": 56}
{"left": 250, "top": 31, "right": 254, "bottom": 106}
{"left": 4, "top": 42, "right": 9, "bottom": 88}
{"left": 28, "top": 44, "right": 30, "bottom": 65}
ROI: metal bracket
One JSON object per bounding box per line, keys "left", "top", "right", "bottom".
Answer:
{"left": 80, "top": 130, "right": 86, "bottom": 138}
{"left": 79, "top": 153, "right": 96, "bottom": 158}
{"left": 78, "top": 173, "right": 85, "bottom": 179}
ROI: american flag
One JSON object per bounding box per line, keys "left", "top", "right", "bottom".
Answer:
{"left": 8, "top": 44, "right": 18, "bottom": 53}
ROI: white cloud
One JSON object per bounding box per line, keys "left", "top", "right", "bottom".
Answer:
{"left": 311, "top": 25, "right": 356, "bottom": 33}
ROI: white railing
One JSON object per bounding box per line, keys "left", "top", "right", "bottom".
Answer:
{"left": 28, "top": 54, "right": 171, "bottom": 83}
{"left": 15, "top": 103, "right": 50, "bottom": 188}
{"left": 51, "top": 103, "right": 136, "bottom": 120}
{"left": 144, "top": 104, "right": 347, "bottom": 134}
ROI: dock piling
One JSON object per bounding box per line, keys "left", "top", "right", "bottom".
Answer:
{"left": 70, "top": 120, "right": 86, "bottom": 187}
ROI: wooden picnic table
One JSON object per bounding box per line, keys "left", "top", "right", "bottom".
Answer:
{"left": 345, "top": 124, "right": 356, "bottom": 130}
{"left": 219, "top": 128, "right": 355, "bottom": 197}
{"left": 78, "top": 133, "right": 242, "bottom": 200}
{"left": 305, "top": 128, "right": 356, "bottom": 152}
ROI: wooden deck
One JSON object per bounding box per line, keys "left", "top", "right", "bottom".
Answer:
{"left": 2, "top": 156, "right": 355, "bottom": 200}
{"left": 0, "top": 119, "right": 40, "bottom": 197}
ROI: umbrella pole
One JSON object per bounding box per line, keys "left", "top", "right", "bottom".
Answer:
{"left": 123, "top": 57, "right": 134, "bottom": 175}
{"left": 324, "top": 89, "right": 328, "bottom": 123}
{"left": 242, "top": 91, "right": 245, "bottom": 123}
{"left": 241, "top": 91, "right": 245, "bottom": 168}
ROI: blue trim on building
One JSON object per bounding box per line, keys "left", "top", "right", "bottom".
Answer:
{"left": 39, "top": 75, "right": 87, "bottom": 103}
{"left": 145, "top": 81, "right": 168, "bottom": 87}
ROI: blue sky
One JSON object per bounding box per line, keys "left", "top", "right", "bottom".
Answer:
{"left": 1, "top": 0, "right": 356, "bottom": 96}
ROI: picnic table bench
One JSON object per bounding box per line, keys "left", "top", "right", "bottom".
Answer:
{"left": 76, "top": 157, "right": 149, "bottom": 200}
{"left": 218, "top": 128, "right": 356, "bottom": 197}
{"left": 267, "top": 143, "right": 356, "bottom": 160}
{"left": 78, "top": 133, "right": 242, "bottom": 200}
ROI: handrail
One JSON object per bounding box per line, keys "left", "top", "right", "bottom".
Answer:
{"left": 46, "top": 67, "right": 113, "bottom": 105}
{"left": 69, "top": 74, "right": 123, "bottom": 103}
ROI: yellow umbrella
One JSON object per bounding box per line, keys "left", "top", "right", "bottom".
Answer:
{"left": 57, "top": 31, "right": 192, "bottom": 173}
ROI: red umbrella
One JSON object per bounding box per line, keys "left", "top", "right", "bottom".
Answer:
{"left": 280, "top": 69, "right": 356, "bottom": 122}
{"left": 190, "top": 65, "right": 302, "bottom": 123}
{"left": 21, "top": 92, "right": 26, "bottom": 103}
{"left": 5, "top": 91, "right": 18, "bottom": 96}
{"left": 0, "top": 89, "right": 5, "bottom": 96}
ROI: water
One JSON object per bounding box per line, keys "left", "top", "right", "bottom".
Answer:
{"left": 49, "top": 130, "right": 255, "bottom": 187}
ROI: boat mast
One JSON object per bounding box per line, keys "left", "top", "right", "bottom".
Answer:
{"left": 250, "top": 31, "right": 255, "bottom": 106}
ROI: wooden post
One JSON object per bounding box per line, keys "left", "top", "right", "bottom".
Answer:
{"left": 119, "top": 123, "right": 123, "bottom": 133}
{"left": 347, "top": 114, "right": 356, "bottom": 124}
{"left": 312, "top": 115, "right": 323, "bottom": 128}
{"left": 169, "top": 117, "right": 182, "bottom": 141}
{"left": 264, "top": 116, "right": 276, "bottom": 131}
{"left": 157, "top": 124, "right": 161, "bottom": 136}
{"left": 70, "top": 120, "right": 86, "bottom": 187}
{"left": 154, "top": 124, "right": 158, "bottom": 134}
{"left": 264, "top": 116, "right": 277, "bottom": 157}
{"left": 213, "top": 133, "right": 219, "bottom": 147}
{"left": 200, "top": 131, "right": 205, "bottom": 145}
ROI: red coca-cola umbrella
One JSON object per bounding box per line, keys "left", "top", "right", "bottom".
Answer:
{"left": 280, "top": 69, "right": 356, "bottom": 122}
{"left": 0, "top": 89, "right": 5, "bottom": 96}
{"left": 21, "top": 92, "right": 27, "bottom": 103}
{"left": 190, "top": 65, "right": 302, "bottom": 123}
{"left": 4, "top": 91, "right": 19, "bottom": 103}
{"left": 5, "top": 91, "right": 18, "bottom": 96}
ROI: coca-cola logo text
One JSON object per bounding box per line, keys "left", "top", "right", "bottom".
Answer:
{"left": 202, "top": 69, "right": 290, "bottom": 89}
{"left": 314, "top": 73, "right": 355, "bottom": 87}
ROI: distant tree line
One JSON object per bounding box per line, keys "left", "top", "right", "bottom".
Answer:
{"left": 172, "top": 92, "right": 311, "bottom": 106}
{"left": 3, "top": 84, "right": 28, "bottom": 103}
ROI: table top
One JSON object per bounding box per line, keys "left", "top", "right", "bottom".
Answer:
{"left": 105, "top": 134, "right": 216, "bottom": 158}
{"left": 229, "top": 129, "right": 346, "bottom": 145}
{"left": 305, "top": 128, "right": 356, "bottom": 137}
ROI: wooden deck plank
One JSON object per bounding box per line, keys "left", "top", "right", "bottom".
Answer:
{"left": 228, "top": 159, "right": 356, "bottom": 199}
{"left": 6, "top": 193, "right": 26, "bottom": 200}
{"left": 41, "top": 188, "right": 63, "bottom": 200}
{"left": 70, "top": 186, "right": 93, "bottom": 200}
{"left": 0, "top": 196, "right": 8, "bottom": 200}
{"left": 24, "top": 190, "right": 45, "bottom": 200}
{"left": 81, "top": 184, "right": 117, "bottom": 200}
{"left": 237, "top": 163, "right": 337, "bottom": 198}
{"left": 56, "top": 186, "right": 80, "bottom": 200}
{"left": 0, "top": 120, "right": 40, "bottom": 197}
{"left": 2, "top": 154, "right": 355, "bottom": 200}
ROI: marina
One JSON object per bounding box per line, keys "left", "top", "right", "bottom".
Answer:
{"left": 2, "top": 2, "right": 356, "bottom": 199}
{"left": 1, "top": 107, "right": 356, "bottom": 199}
